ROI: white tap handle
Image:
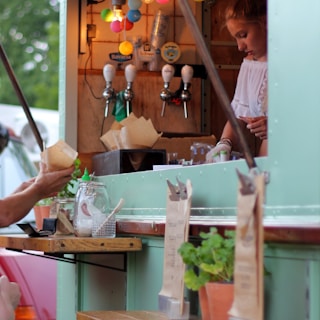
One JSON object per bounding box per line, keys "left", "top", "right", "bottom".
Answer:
{"left": 103, "top": 64, "right": 116, "bottom": 83}
{"left": 162, "top": 64, "right": 175, "bottom": 83}
{"left": 181, "top": 65, "right": 193, "bottom": 84}
{"left": 125, "top": 64, "right": 137, "bottom": 83}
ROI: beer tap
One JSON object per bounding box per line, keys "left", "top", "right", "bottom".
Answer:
{"left": 180, "top": 65, "right": 193, "bottom": 118}
{"left": 102, "top": 64, "right": 116, "bottom": 117}
{"left": 160, "top": 64, "right": 175, "bottom": 117}
{"left": 123, "top": 64, "right": 137, "bottom": 117}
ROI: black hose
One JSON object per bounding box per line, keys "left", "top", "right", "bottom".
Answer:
{"left": 0, "top": 42, "right": 44, "bottom": 152}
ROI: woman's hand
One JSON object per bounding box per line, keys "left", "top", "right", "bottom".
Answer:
{"left": 240, "top": 116, "right": 268, "bottom": 140}
{"left": 205, "top": 140, "right": 232, "bottom": 163}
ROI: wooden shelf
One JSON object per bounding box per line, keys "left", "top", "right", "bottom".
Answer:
{"left": 0, "top": 235, "right": 142, "bottom": 254}
{"left": 116, "top": 219, "right": 320, "bottom": 245}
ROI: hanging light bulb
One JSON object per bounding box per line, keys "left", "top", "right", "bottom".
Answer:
{"left": 142, "top": 0, "right": 154, "bottom": 3}
{"left": 119, "top": 40, "right": 134, "bottom": 55}
{"left": 112, "top": 0, "right": 126, "bottom": 7}
{"left": 110, "top": 7, "right": 123, "bottom": 33}
{"left": 110, "top": 0, "right": 126, "bottom": 33}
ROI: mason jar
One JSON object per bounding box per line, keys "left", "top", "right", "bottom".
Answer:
{"left": 50, "top": 198, "right": 75, "bottom": 221}
{"left": 73, "top": 181, "right": 113, "bottom": 237}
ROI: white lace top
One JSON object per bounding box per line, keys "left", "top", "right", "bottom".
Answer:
{"left": 231, "top": 58, "right": 268, "bottom": 117}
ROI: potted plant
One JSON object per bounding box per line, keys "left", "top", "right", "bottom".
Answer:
{"left": 34, "top": 159, "right": 82, "bottom": 230}
{"left": 178, "top": 227, "right": 235, "bottom": 320}
{"left": 56, "top": 158, "right": 82, "bottom": 199}
{"left": 50, "top": 158, "right": 82, "bottom": 224}
{"left": 34, "top": 197, "right": 54, "bottom": 230}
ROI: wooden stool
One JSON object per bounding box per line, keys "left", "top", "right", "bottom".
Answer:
{"left": 77, "top": 310, "right": 170, "bottom": 320}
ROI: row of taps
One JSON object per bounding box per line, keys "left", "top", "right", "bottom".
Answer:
{"left": 102, "top": 63, "right": 194, "bottom": 119}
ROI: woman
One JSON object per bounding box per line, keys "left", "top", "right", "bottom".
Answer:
{"left": 206, "top": 0, "right": 268, "bottom": 162}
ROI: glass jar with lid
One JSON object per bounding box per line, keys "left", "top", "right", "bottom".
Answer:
{"left": 73, "top": 181, "right": 112, "bottom": 237}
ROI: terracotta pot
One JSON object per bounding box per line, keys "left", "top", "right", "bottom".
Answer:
{"left": 198, "top": 285, "right": 210, "bottom": 320}
{"left": 205, "top": 282, "right": 234, "bottom": 320}
{"left": 34, "top": 205, "right": 51, "bottom": 230}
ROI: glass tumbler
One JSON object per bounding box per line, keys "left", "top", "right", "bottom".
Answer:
{"left": 50, "top": 198, "right": 75, "bottom": 221}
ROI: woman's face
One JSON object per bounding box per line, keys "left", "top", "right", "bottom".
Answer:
{"left": 226, "top": 18, "right": 267, "bottom": 61}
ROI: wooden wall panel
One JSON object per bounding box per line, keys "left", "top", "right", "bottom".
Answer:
{"left": 77, "top": 1, "right": 247, "bottom": 159}
{"left": 77, "top": 71, "right": 202, "bottom": 154}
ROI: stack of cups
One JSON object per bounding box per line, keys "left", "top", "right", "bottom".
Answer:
{"left": 149, "top": 10, "right": 170, "bottom": 71}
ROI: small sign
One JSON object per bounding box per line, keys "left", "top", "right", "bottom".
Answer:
{"left": 138, "top": 42, "right": 156, "bottom": 62}
{"left": 109, "top": 52, "right": 132, "bottom": 62}
{"left": 161, "top": 42, "right": 181, "bottom": 63}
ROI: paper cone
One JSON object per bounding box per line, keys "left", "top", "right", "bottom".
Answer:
{"left": 120, "top": 117, "right": 162, "bottom": 149}
{"left": 100, "top": 130, "right": 119, "bottom": 150}
{"left": 110, "top": 120, "right": 123, "bottom": 130}
{"left": 41, "top": 139, "right": 78, "bottom": 171}
{"left": 100, "top": 113, "right": 162, "bottom": 156}
{"left": 120, "top": 112, "right": 138, "bottom": 127}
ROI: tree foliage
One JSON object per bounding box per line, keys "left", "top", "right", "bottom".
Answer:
{"left": 0, "top": 0, "right": 60, "bottom": 110}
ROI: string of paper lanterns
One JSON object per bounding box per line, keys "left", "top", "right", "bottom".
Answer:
{"left": 100, "top": 0, "right": 206, "bottom": 55}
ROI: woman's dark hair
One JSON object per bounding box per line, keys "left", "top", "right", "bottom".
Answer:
{"left": 0, "top": 123, "right": 9, "bottom": 155}
{"left": 224, "top": 0, "right": 267, "bottom": 22}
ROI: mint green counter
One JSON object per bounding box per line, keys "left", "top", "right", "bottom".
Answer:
{"left": 54, "top": 160, "right": 320, "bottom": 320}
{"left": 57, "top": 0, "right": 320, "bottom": 319}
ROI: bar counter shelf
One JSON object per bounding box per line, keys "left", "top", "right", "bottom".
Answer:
{"left": 0, "top": 234, "right": 142, "bottom": 254}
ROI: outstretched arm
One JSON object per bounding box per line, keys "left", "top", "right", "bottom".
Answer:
{"left": 0, "top": 164, "right": 74, "bottom": 227}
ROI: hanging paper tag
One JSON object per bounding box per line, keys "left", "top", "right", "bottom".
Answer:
{"left": 159, "top": 178, "right": 192, "bottom": 316}
{"left": 229, "top": 172, "right": 264, "bottom": 320}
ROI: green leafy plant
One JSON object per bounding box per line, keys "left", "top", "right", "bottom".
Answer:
{"left": 35, "top": 159, "right": 82, "bottom": 207}
{"left": 57, "top": 158, "right": 82, "bottom": 198}
{"left": 178, "top": 227, "right": 235, "bottom": 291}
{"left": 35, "top": 197, "right": 54, "bottom": 206}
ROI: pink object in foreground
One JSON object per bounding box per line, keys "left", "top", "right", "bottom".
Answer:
{"left": 0, "top": 248, "right": 57, "bottom": 319}
{"left": 0, "top": 275, "right": 21, "bottom": 320}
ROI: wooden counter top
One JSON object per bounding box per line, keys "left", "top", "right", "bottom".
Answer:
{"left": 1, "top": 219, "right": 319, "bottom": 255}
{"left": 116, "top": 219, "right": 320, "bottom": 245}
{"left": 0, "top": 235, "right": 142, "bottom": 254}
